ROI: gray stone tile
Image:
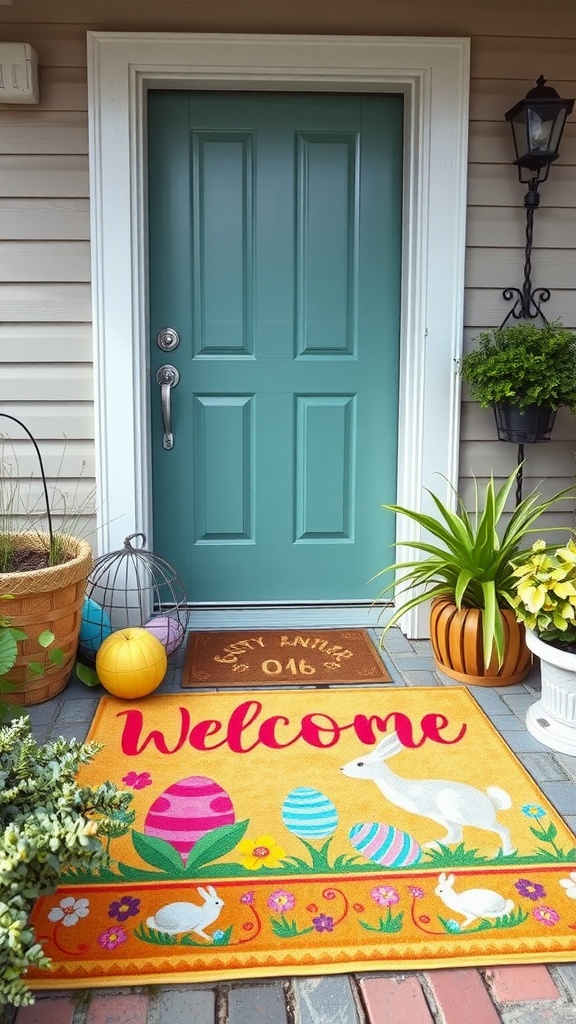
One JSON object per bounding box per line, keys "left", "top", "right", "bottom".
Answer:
{"left": 554, "top": 753, "right": 576, "bottom": 782}
{"left": 390, "top": 656, "right": 438, "bottom": 671}
{"left": 489, "top": 714, "right": 524, "bottom": 732}
{"left": 465, "top": 688, "right": 510, "bottom": 715}
{"left": 24, "top": 702, "right": 59, "bottom": 725}
{"left": 517, "top": 752, "right": 570, "bottom": 783}
{"left": 402, "top": 671, "right": 442, "bottom": 687}
{"left": 293, "top": 976, "right": 360, "bottom": 1024}
{"left": 501, "top": 1008, "right": 576, "bottom": 1024}
{"left": 501, "top": 693, "right": 538, "bottom": 720}
{"left": 538, "top": 781, "right": 576, "bottom": 815}
{"left": 228, "top": 983, "right": 288, "bottom": 1024}
{"left": 556, "top": 963, "right": 576, "bottom": 1000}
{"left": 49, "top": 722, "right": 91, "bottom": 743}
{"left": 379, "top": 628, "right": 413, "bottom": 654}
{"left": 499, "top": 730, "right": 552, "bottom": 754}
{"left": 409, "top": 639, "right": 435, "bottom": 657}
{"left": 155, "top": 987, "right": 216, "bottom": 1024}
{"left": 55, "top": 698, "right": 100, "bottom": 723}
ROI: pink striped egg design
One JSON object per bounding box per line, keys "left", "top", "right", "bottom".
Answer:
{"left": 349, "top": 822, "right": 421, "bottom": 867}
{"left": 144, "top": 776, "right": 235, "bottom": 863}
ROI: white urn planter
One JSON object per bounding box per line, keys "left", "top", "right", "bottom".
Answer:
{"left": 525, "top": 628, "right": 576, "bottom": 756}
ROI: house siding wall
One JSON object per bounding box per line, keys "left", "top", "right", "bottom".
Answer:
{"left": 0, "top": 1, "right": 575, "bottom": 537}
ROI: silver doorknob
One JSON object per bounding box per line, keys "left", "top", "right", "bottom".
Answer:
{"left": 156, "top": 364, "right": 180, "bottom": 449}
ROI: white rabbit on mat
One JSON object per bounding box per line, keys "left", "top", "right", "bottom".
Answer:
{"left": 340, "top": 731, "right": 515, "bottom": 855}
{"left": 146, "top": 885, "right": 224, "bottom": 939}
{"left": 435, "top": 872, "right": 514, "bottom": 928}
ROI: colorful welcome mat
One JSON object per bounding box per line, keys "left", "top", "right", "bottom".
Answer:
{"left": 30, "top": 687, "right": 576, "bottom": 991}
{"left": 181, "top": 629, "right": 390, "bottom": 687}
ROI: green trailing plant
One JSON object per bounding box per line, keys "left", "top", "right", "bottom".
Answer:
{"left": 508, "top": 537, "right": 576, "bottom": 647}
{"left": 374, "top": 466, "right": 574, "bottom": 668}
{"left": 0, "top": 596, "right": 66, "bottom": 724}
{"left": 457, "top": 320, "right": 576, "bottom": 411}
{"left": 0, "top": 716, "right": 134, "bottom": 1007}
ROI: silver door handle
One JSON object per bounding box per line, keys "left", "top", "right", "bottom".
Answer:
{"left": 156, "top": 364, "right": 180, "bottom": 449}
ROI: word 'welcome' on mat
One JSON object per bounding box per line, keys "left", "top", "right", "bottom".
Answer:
{"left": 30, "top": 686, "right": 576, "bottom": 991}
{"left": 182, "top": 629, "right": 391, "bottom": 686}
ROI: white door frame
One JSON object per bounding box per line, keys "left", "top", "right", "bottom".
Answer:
{"left": 87, "top": 32, "right": 470, "bottom": 633}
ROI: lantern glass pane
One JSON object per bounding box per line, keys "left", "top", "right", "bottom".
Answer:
{"left": 549, "top": 108, "right": 567, "bottom": 152}
{"left": 526, "top": 105, "right": 555, "bottom": 153}
{"left": 511, "top": 115, "right": 527, "bottom": 160}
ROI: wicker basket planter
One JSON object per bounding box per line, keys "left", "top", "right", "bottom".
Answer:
{"left": 0, "top": 533, "right": 92, "bottom": 705}
{"left": 430, "top": 597, "right": 531, "bottom": 687}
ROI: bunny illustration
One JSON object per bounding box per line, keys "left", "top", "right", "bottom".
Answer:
{"left": 340, "top": 731, "right": 515, "bottom": 856}
{"left": 146, "top": 885, "right": 224, "bottom": 940}
{"left": 434, "top": 872, "right": 514, "bottom": 928}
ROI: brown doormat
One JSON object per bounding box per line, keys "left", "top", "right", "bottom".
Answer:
{"left": 181, "top": 629, "right": 391, "bottom": 687}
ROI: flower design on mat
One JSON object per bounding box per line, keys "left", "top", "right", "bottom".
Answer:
{"left": 312, "top": 914, "right": 334, "bottom": 933}
{"left": 371, "top": 885, "right": 400, "bottom": 907}
{"left": 522, "top": 804, "right": 546, "bottom": 819}
{"left": 267, "top": 890, "right": 296, "bottom": 914}
{"left": 237, "top": 834, "right": 286, "bottom": 870}
{"left": 212, "top": 929, "right": 225, "bottom": 942}
{"left": 98, "top": 926, "right": 128, "bottom": 950}
{"left": 240, "top": 891, "right": 255, "bottom": 905}
{"left": 515, "top": 878, "right": 546, "bottom": 901}
{"left": 560, "top": 873, "right": 576, "bottom": 899}
{"left": 108, "top": 895, "right": 141, "bottom": 921}
{"left": 533, "top": 905, "right": 560, "bottom": 926}
{"left": 408, "top": 886, "right": 425, "bottom": 899}
{"left": 122, "top": 771, "right": 153, "bottom": 790}
{"left": 48, "top": 897, "right": 90, "bottom": 927}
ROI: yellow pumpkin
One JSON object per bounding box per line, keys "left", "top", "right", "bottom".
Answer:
{"left": 96, "top": 627, "right": 167, "bottom": 699}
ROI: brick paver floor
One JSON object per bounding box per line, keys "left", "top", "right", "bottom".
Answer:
{"left": 4, "top": 628, "right": 576, "bottom": 1024}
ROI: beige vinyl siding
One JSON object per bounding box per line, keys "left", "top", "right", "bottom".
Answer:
{"left": 0, "top": 3, "right": 575, "bottom": 545}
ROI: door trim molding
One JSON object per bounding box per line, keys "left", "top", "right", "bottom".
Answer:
{"left": 87, "top": 32, "right": 470, "bottom": 636}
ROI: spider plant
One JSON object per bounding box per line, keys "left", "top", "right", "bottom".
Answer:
{"left": 374, "top": 466, "right": 574, "bottom": 668}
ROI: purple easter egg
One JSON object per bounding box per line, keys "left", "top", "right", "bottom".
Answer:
{"left": 143, "top": 615, "right": 185, "bottom": 656}
{"left": 144, "top": 776, "right": 235, "bottom": 863}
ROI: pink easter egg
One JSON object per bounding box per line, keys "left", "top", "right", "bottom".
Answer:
{"left": 144, "top": 776, "right": 235, "bottom": 863}
{"left": 143, "top": 615, "right": 185, "bottom": 656}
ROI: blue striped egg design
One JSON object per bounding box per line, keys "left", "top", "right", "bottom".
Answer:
{"left": 282, "top": 787, "right": 339, "bottom": 839}
{"left": 349, "top": 822, "right": 421, "bottom": 868}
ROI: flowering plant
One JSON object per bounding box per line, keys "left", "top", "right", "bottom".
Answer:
{"left": 509, "top": 538, "right": 576, "bottom": 647}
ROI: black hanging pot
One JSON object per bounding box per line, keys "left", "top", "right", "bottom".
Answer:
{"left": 492, "top": 401, "right": 556, "bottom": 443}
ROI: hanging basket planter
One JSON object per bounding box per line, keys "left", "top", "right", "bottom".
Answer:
{"left": 429, "top": 597, "right": 531, "bottom": 687}
{"left": 492, "top": 401, "right": 556, "bottom": 444}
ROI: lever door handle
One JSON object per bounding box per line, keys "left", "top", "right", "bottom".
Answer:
{"left": 156, "top": 364, "right": 180, "bottom": 449}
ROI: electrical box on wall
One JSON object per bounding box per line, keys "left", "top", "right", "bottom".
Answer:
{"left": 0, "top": 43, "right": 39, "bottom": 104}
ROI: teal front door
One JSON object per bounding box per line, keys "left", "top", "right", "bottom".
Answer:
{"left": 148, "top": 91, "right": 402, "bottom": 604}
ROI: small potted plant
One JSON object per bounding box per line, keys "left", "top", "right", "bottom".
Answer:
{"left": 457, "top": 319, "right": 576, "bottom": 443}
{"left": 375, "top": 467, "right": 573, "bottom": 686}
{"left": 508, "top": 538, "right": 576, "bottom": 754}
{"left": 0, "top": 715, "right": 134, "bottom": 1007}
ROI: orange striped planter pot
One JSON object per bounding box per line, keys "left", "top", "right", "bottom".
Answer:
{"left": 429, "top": 597, "right": 531, "bottom": 687}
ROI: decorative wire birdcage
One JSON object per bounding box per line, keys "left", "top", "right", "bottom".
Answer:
{"left": 78, "top": 533, "right": 189, "bottom": 662}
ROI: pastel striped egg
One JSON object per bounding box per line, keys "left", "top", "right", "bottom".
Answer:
{"left": 349, "top": 822, "right": 421, "bottom": 867}
{"left": 282, "top": 787, "right": 338, "bottom": 839}
{"left": 144, "top": 776, "right": 235, "bottom": 863}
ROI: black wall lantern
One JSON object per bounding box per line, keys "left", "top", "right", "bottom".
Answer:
{"left": 502, "top": 76, "right": 574, "bottom": 325}
{"left": 499, "top": 77, "right": 574, "bottom": 505}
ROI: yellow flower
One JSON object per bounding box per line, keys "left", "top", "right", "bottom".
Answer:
{"left": 237, "top": 834, "right": 286, "bottom": 871}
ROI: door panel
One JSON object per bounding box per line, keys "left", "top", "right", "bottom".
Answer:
{"left": 148, "top": 91, "right": 403, "bottom": 603}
